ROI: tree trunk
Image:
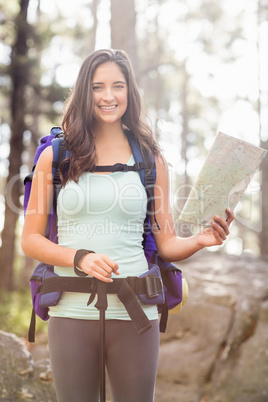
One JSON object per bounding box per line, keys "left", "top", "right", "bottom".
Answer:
{"left": 0, "top": 0, "right": 30, "bottom": 290}
{"left": 110, "top": 0, "right": 138, "bottom": 73}
{"left": 89, "top": 0, "right": 98, "bottom": 52}
{"left": 178, "top": 63, "right": 191, "bottom": 219}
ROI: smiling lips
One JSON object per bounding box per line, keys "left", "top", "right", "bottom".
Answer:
{"left": 99, "top": 105, "right": 118, "bottom": 111}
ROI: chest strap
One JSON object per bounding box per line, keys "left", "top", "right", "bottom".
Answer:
{"left": 92, "top": 161, "right": 152, "bottom": 173}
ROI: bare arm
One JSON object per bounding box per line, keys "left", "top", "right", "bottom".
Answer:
{"left": 21, "top": 146, "right": 119, "bottom": 282}
{"left": 152, "top": 154, "right": 234, "bottom": 262}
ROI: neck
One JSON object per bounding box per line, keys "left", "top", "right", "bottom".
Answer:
{"left": 93, "top": 120, "right": 125, "bottom": 142}
{"left": 92, "top": 120, "right": 131, "bottom": 165}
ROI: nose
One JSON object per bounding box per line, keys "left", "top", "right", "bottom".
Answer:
{"left": 102, "top": 88, "right": 114, "bottom": 101}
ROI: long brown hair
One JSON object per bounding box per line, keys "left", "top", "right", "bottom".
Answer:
{"left": 61, "top": 49, "right": 161, "bottom": 184}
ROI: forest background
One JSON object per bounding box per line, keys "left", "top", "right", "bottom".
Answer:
{"left": 0, "top": 0, "right": 267, "bottom": 338}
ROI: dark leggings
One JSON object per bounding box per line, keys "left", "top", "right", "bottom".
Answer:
{"left": 48, "top": 317, "right": 160, "bottom": 402}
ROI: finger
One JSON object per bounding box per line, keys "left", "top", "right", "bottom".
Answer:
{"left": 211, "top": 220, "right": 227, "bottom": 241}
{"left": 80, "top": 254, "right": 113, "bottom": 278}
{"left": 92, "top": 271, "right": 114, "bottom": 283}
{"left": 89, "top": 253, "right": 116, "bottom": 272}
{"left": 211, "top": 225, "right": 224, "bottom": 244}
{"left": 80, "top": 253, "right": 120, "bottom": 280}
{"left": 79, "top": 262, "right": 113, "bottom": 283}
{"left": 213, "top": 215, "right": 229, "bottom": 235}
{"left": 90, "top": 254, "right": 120, "bottom": 279}
{"left": 226, "top": 208, "right": 235, "bottom": 225}
{"left": 91, "top": 260, "right": 115, "bottom": 277}
{"left": 87, "top": 263, "right": 114, "bottom": 282}
{"left": 101, "top": 254, "right": 120, "bottom": 275}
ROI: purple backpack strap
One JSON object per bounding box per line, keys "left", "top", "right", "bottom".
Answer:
{"left": 23, "top": 127, "right": 63, "bottom": 214}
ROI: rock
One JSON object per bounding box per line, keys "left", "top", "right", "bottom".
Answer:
{"left": 220, "top": 297, "right": 259, "bottom": 361}
{"left": 0, "top": 330, "right": 56, "bottom": 402}
{"left": 156, "top": 299, "right": 233, "bottom": 402}
{"left": 155, "top": 250, "right": 268, "bottom": 402}
{"left": 209, "top": 318, "right": 268, "bottom": 402}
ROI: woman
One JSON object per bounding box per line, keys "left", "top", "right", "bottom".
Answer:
{"left": 22, "top": 49, "right": 234, "bottom": 402}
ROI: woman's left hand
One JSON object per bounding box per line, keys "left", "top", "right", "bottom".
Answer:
{"left": 197, "top": 208, "right": 235, "bottom": 248}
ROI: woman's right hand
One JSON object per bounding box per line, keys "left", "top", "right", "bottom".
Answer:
{"left": 78, "top": 253, "right": 119, "bottom": 283}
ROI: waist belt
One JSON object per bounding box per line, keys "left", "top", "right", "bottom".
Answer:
{"left": 41, "top": 275, "right": 162, "bottom": 335}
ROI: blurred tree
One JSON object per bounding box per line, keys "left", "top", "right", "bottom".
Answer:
{"left": 0, "top": 0, "right": 30, "bottom": 290}
{"left": 90, "top": 0, "right": 98, "bottom": 52}
{"left": 110, "top": 0, "right": 138, "bottom": 73}
{"left": 137, "top": 0, "right": 168, "bottom": 135}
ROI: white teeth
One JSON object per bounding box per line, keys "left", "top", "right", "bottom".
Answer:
{"left": 99, "top": 106, "right": 117, "bottom": 110}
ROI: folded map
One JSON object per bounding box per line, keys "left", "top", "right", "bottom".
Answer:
{"left": 179, "top": 132, "right": 267, "bottom": 227}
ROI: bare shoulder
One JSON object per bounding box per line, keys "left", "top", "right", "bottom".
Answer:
{"left": 34, "top": 146, "right": 53, "bottom": 175}
{"left": 155, "top": 153, "right": 168, "bottom": 168}
{"left": 155, "top": 153, "right": 169, "bottom": 184}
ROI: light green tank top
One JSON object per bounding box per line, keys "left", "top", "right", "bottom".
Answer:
{"left": 49, "top": 155, "right": 158, "bottom": 321}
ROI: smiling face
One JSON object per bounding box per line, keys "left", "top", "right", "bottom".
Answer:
{"left": 92, "top": 62, "right": 128, "bottom": 128}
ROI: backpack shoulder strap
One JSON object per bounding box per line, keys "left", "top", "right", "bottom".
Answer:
{"left": 50, "top": 136, "right": 69, "bottom": 224}
{"left": 125, "top": 130, "right": 160, "bottom": 230}
{"left": 51, "top": 137, "right": 69, "bottom": 181}
{"left": 24, "top": 127, "right": 64, "bottom": 213}
{"left": 124, "top": 130, "right": 156, "bottom": 185}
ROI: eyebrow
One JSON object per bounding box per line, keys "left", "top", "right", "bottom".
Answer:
{"left": 92, "top": 80, "right": 126, "bottom": 85}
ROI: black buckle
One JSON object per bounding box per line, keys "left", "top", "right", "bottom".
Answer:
{"left": 133, "top": 162, "right": 141, "bottom": 171}
{"left": 145, "top": 173, "right": 154, "bottom": 187}
{"left": 113, "top": 163, "right": 128, "bottom": 172}
{"left": 145, "top": 275, "right": 160, "bottom": 298}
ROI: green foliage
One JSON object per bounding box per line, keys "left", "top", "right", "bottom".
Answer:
{"left": 0, "top": 288, "right": 47, "bottom": 339}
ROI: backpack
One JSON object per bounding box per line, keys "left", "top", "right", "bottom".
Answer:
{"left": 24, "top": 127, "right": 188, "bottom": 341}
